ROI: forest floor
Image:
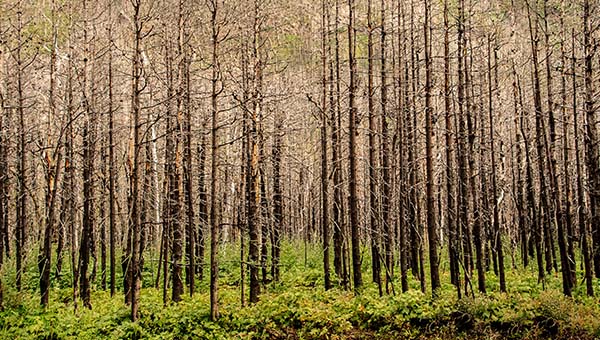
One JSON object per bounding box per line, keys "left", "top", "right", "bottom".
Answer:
{"left": 1, "top": 242, "right": 599, "bottom": 339}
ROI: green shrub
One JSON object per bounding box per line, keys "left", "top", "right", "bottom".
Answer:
{"left": 1, "top": 241, "right": 599, "bottom": 339}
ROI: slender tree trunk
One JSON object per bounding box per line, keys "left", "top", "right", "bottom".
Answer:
{"left": 443, "top": 0, "right": 459, "bottom": 294}
{"left": 169, "top": 58, "right": 184, "bottom": 304}
{"left": 180, "top": 0, "right": 195, "bottom": 297}
{"left": 332, "top": 0, "right": 347, "bottom": 288}
{"left": 260, "top": 156, "right": 269, "bottom": 283}
{"left": 488, "top": 37, "right": 505, "bottom": 292}
{"left": 559, "top": 13, "right": 576, "bottom": 288}
{"left": 397, "top": 0, "right": 409, "bottom": 293}
{"left": 527, "top": 2, "right": 548, "bottom": 282}
{"left": 542, "top": 0, "right": 570, "bottom": 294}
{"left": 128, "top": 0, "right": 143, "bottom": 320}
{"left": 160, "top": 170, "right": 170, "bottom": 304}
{"left": 0, "top": 64, "right": 6, "bottom": 310}
{"left": 15, "top": 7, "right": 26, "bottom": 294}
{"left": 348, "top": 0, "right": 362, "bottom": 293}
{"left": 100, "top": 132, "right": 107, "bottom": 292}
{"left": 249, "top": 0, "right": 263, "bottom": 303}
{"left": 408, "top": 0, "right": 422, "bottom": 287}
{"left": 241, "top": 44, "right": 250, "bottom": 303}
{"left": 511, "top": 62, "right": 527, "bottom": 269}
{"left": 518, "top": 64, "right": 543, "bottom": 282}
{"left": 0, "top": 116, "right": 4, "bottom": 311}
{"left": 64, "top": 16, "right": 79, "bottom": 308}
{"left": 79, "top": 0, "right": 95, "bottom": 308}
{"left": 40, "top": 2, "right": 60, "bottom": 305}
{"left": 329, "top": 0, "right": 341, "bottom": 280}
{"left": 423, "top": 0, "right": 439, "bottom": 296}
{"left": 470, "top": 70, "right": 485, "bottom": 296}
{"left": 272, "top": 117, "right": 283, "bottom": 282}
{"left": 321, "top": 0, "right": 331, "bottom": 291}
{"left": 107, "top": 0, "right": 116, "bottom": 297}
{"left": 367, "top": 0, "right": 382, "bottom": 295}
{"left": 582, "top": 0, "right": 600, "bottom": 280}
{"left": 456, "top": 0, "right": 469, "bottom": 297}
{"left": 209, "top": 0, "right": 220, "bottom": 320}
{"left": 573, "top": 27, "right": 594, "bottom": 296}
{"left": 380, "top": 0, "right": 393, "bottom": 295}
{"left": 463, "top": 19, "right": 475, "bottom": 292}
{"left": 197, "top": 133, "right": 207, "bottom": 282}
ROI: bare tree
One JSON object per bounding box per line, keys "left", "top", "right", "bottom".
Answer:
{"left": 348, "top": 0, "right": 362, "bottom": 293}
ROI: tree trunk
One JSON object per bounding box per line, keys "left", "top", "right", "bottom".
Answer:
{"left": 79, "top": 0, "right": 95, "bottom": 308}
{"left": 527, "top": 2, "right": 548, "bottom": 282}
{"left": 209, "top": 0, "right": 220, "bottom": 320}
{"left": 511, "top": 62, "right": 527, "bottom": 269}
{"left": 197, "top": 132, "right": 208, "bottom": 282}
{"left": 397, "top": 0, "right": 409, "bottom": 293}
{"left": 0, "top": 64, "right": 6, "bottom": 309}
{"left": 272, "top": 117, "right": 283, "bottom": 282}
{"left": 408, "top": 0, "right": 422, "bottom": 289}
{"left": 15, "top": 7, "right": 26, "bottom": 294}
{"left": 380, "top": 0, "right": 393, "bottom": 295}
{"left": 443, "top": 0, "right": 459, "bottom": 294}
{"left": 542, "top": 0, "right": 570, "bottom": 295}
{"left": 321, "top": 0, "right": 331, "bottom": 291}
{"left": 128, "top": 0, "right": 144, "bottom": 320}
{"left": 488, "top": 37, "right": 505, "bottom": 292}
{"left": 582, "top": 0, "right": 600, "bottom": 280}
{"left": 559, "top": 13, "right": 576, "bottom": 288}
{"left": 107, "top": 0, "right": 116, "bottom": 297}
{"left": 423, "top": 0, "right": 440, "bottom": 296}
{"left": 348, "top": 0, "right": 362, "bottom": 293}
{"left": 573, "top": 27, "right": 594, "bottom": 296}
{"left": 40, "top": 2, "right": 61, "bottom": 305}
{"left": 249, "top": 0, "right": 263, "bottom": 303}
{"left": 332, "top": 0, "right": 347, "bottom": 288}
{"left": 456, "top": 0, "right": 469, "bottom": 297}
{"left": 181, "top": 0, "right": 195, "bottom": 297}
{"left": 367, "top": 0, "right": 382, "bottom": 294}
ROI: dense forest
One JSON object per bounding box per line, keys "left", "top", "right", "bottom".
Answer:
{"left": 0, "top": 0, "right": 599, "bottom": 338}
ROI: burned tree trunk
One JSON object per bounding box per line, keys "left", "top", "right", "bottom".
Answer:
{"left": 348, "top": 0, "right": 362, "bottom": 293}
{"left": 423, "top": 0, "right": 440, "bottom": 295}
{"left": 367, "top": 0, "right": 381, "bottom": 294}
{"left": 582, "top": 0, "right": 600, "bottom": 280}
{"left": 321, "top": 0, "right": 331, "bottom": 291}
{"left": 209, "top": 0, "right": 221, "bottom": 320}
{"left": 573, "top": 27, "right": 594, "bottom": 296}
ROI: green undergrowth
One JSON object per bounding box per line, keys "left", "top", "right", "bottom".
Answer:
{"left": 1, "top": 242, "right": 599, "bottom": 339}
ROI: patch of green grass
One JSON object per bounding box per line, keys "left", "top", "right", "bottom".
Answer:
{"left": 1, "top": 240, "right": 599, "bottom": 339}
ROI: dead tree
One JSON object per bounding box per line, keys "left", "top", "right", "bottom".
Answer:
{"left": 423, "top": 0, "right": 440, "bottom": 295}
{"left": 348, "top": 0, "right": 362, "bottom": 292}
